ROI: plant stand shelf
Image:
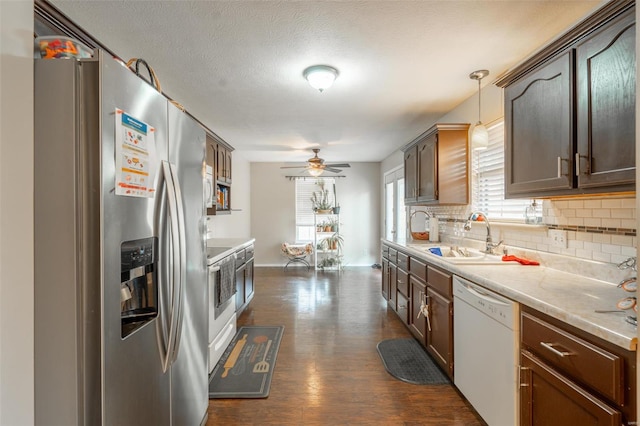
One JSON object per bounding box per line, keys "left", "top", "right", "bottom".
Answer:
{"left": 313, "top": 212, "right": 343, "bottom": 270}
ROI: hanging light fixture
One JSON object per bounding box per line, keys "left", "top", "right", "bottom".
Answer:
{"left": 307, "top": 166, "right": 324, "bottom": 177}
{"left": 303, "top": 65, "right": 339, "bottom": 92}
{"left": 469, "top": 70, "right": 490, "bottom": 150}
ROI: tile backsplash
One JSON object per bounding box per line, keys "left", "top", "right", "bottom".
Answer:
{"left": 413, "top": 197, "right": 637, "bottom": 266}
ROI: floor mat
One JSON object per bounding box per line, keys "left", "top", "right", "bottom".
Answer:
{"left": 209, "top": 325, "right": 284, "bottom": 398}
{"left": 376, "top": 338, "right": 450, "bottom": 385}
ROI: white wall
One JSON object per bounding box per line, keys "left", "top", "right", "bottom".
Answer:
{"left": 206, "top": 151, "right": 252, "bottom": 238}
{"left": 250, "top": 162, "right": 380, "bottom": 266}
{"left": 0, "top": 1, "right": 35, "bottom": 424}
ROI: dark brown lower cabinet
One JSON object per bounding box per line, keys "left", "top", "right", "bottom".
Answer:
{"left": 426, "top": 287, "right": 453, "bottom": 378}
{"left": 396, "top": 292, "right": 409, "bottom": 326}
{"left": 388, "top": 263, "right": 397, "bottom": 311}
{"left": 235, "top": 263, "right": 245, "bottom": 311}
{"left": 381, "top": 258, "right": 389, "bottom": 300}
{"left": 409, "top": 275, "right": 427, "bottom": 341}
{"left": 235, "top": 246, "right": 255, "bottom": 314}
{"left": 520, "top": 350, "right": 621, "bottom": 426}
{"left": 520, "top": 307, "right": 636, "bottom": 425}
{"left": 245, "top": 258, "right": 254, "bottom": 303}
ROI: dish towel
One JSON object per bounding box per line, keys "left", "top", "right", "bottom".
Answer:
{"left": 217, "top": 254, "right": 236, "bottom": 307}
{"left": 501, "top": 255, "right": 540, "bottom": 266}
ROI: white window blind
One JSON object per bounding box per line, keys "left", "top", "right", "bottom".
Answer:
{"left": 472, "top": 120, "right": 530, "bottom": 220}
{"left": 295, "top": 178, "right": 335, "bottom": 241}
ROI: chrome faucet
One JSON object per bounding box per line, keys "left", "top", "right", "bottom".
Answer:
{"left": 464, "top": 211, "right": 503, "bottom": 255}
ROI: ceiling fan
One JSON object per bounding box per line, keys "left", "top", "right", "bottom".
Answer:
{"left": 280, "top": 149, "right": 351, "bottom": 176}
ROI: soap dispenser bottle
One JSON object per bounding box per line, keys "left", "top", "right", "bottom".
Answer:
{"left": 429, "top": 214, "right": 439, "bottom": 242}
{"left": 525, "top": 200, "right": 542, "bottom": 224}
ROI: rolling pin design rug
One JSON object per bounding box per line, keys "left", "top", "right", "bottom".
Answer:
{"left": 209, "top": 326, "right": 284, "bottom": 398}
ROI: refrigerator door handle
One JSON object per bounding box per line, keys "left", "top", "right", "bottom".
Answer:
{"left": 168, "top": 162, "right": 187, "bottom": 363}
{"left": 161, "top": 161, "right": 183, "bottom": 370}
{"left": 156, "top": 163, "right": 172, "bottom": 373}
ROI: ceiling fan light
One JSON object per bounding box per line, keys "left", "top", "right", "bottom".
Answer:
{"left": 308, "top": 167, "right": 324, "bottom": 177}
{"left": 471, "top": 122, "right": 489, "bottom": 150}
{"left": 303, "top": 65, "right": 339, "bottom": 92}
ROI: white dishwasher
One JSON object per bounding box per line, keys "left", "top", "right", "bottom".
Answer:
{"left": 453, "top": 275, "right": 519, "bottom": 426}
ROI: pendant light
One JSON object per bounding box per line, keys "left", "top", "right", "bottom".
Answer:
{"left": 303, "top": 65, "right": 339, "bottom": 92}
{"left": 469, "top": 70, "right": 489, "bottom": 150}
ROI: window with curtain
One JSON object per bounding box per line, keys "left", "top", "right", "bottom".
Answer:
{"left": 472, "top": 120, "right": 530, "bottom": 220}
{"left": 295, "top": 177, "right": 336, "bottom": 242}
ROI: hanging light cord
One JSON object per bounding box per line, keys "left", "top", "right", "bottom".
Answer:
{"left": 477, "top": 77, "right": 482, "bottom": 124}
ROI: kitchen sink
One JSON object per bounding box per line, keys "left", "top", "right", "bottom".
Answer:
{"left": 409, "top": 245, "right": 508, "bottom": 265}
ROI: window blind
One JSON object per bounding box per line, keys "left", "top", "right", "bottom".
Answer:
{"left": 472, "top": 120, "right": 530, "bottom": 220}
{"left": 296, "top": 178, "right": 336, "bottom": 236}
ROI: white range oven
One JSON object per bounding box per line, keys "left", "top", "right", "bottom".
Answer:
{"left": 207, "top": 249, "right": 237, "bottom": 375}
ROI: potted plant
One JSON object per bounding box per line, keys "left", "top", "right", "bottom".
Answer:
{"left": 311, "top": 189, "right": 332, "bottom": 213}
{"left": 328, "top": 217, "right": 339, "bottom": 232}
{"left": 311, "top": 180, "right": 334, "bottom": 213}
{"left": 317, "top": 255, "right": 343, "bottom": 270}
{"left": 320, "top": 232, "right": 344, "bottom": 252}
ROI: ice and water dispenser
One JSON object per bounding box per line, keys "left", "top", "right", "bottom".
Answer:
{"left": 120, "top": 237, "right": 158, "bottom": 338}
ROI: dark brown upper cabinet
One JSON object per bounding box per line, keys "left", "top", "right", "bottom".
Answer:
{"left": 497, "top": 1, "right": 635, "bottom": 199}
{"left": 504, "top": 51, "right": 574, "bottom": 197}
{"left": 206, "top": 132, "right": 233, "bottom": 215}
{"left": 403, "top": 123, "right": 469, "bottom": 206}
{"left": 576, "top": 9, "right": 636, "bottom": 190}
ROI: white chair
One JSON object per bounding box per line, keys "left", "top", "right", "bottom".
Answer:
{"left": 281, "top": 242, "right": 314, "bottom": 270}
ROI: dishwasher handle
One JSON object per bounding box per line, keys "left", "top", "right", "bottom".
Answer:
{"left": 462, "top": 282, "right": 511, "bottom": 307}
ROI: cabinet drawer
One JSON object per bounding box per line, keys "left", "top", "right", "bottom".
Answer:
{"left": 382, "top": 245, "right": 389, "bottom": 260}
{"left": 235, "top": 248, "right": 246, "bottom": 266}
{"left": 245, "top": 245, "right": 254, "bottom": 260}
{"left": 397, "top": 268, "right": 409, "bottom": 297}
{"left": 397, "top": 292, "right": 409, "bottom": 325}
{"left": 521, "top": 312, "right": 623, "bottom": 404}
{"left": 388, "top": 248, "right": 397, "bottom": 264}
{"left": 396, "top": 251, "right": 409, "bottom": 271}
{"left": 427, "top": 266, "right": 451, "bottom": 298}
{"left": 409, "top": 257, "right": 427, "bottom": 282}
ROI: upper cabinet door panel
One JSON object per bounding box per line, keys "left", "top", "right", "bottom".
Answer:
{"left": 404, "top": 147, "right": 418, "bottom": 203}
{"left": 505, "top": 51, "right": 574, "bottom": 197}
{"left": 576, "top": 10, "right": 636, "bottom": 189}
{"left": 417, "top": 135, "right": 437, "bottom": 203}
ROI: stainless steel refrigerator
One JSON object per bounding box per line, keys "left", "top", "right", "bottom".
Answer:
{"left": 34, "top": 51, "right": 208, "bottom": 425}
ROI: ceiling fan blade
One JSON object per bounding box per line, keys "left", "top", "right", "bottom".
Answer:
{"left": 324, "top": 167, "right": 343, "bottom": 173}
{"left": 280, "top": 165, "right": 308, "bottom": 169}
{"left": 325, "top": 163, "right": 351, "bottom": 168}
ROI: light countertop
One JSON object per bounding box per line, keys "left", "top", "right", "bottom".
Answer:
{"left": 206, "top": 237, "right": 255, "bottom": 264}
{"left": 383, "top": 239, "right": 637, "bottom": 351}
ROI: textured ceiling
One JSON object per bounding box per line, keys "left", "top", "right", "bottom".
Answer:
{"left": 48, "top": 0, "right": 601, "bottom": 164}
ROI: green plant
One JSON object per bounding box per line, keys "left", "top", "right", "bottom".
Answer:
{"left": 318, "top": 255, "right": 343, "bottom": 269}
{"left": 310, "top": 180, "right": 333, "bottom": 211}
{"left": 311, "top": 189, "right": 332, "bottom": 211}
{"left": 320, "top": 232, "right": 344, "bottom": 252}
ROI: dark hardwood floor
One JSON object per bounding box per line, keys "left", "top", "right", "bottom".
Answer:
{"left": 207, "top": 266, "right": 486, "bottom": 425}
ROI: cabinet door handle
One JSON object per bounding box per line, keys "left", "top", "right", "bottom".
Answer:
{"left": 540, "top": 341, "right": 573, "bottom": 357}
{"left": 519, "top": 366, "right": 530, "bottom": 388}
{"left": 575, "top": 153, "right": 589, "bottom": 176}
{"left": 425, "top": 295, "right": 431, "bottom": 331}
{"left": 557, "top": 157, "right": 569, "bottom": 178}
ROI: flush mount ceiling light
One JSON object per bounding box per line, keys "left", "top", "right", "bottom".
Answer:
{"left": 303, "top": 65, "right": 339, "bottom": 92}
{"left": 469, "top": 69, "right": 490, "bottom": 150}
